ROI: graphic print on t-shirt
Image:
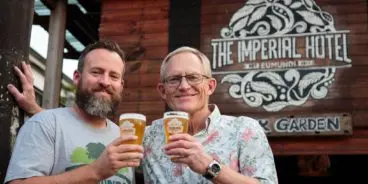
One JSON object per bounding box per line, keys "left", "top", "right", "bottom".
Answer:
{"left": 66, "top": 142, "right": 131, "bottom": 184}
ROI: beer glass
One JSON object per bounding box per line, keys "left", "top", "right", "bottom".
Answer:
{"left": 119, "top": 113, "right": 146, "bottom": 144}
{"left": 163, "top": 111, "right": 189, "bottom": 143}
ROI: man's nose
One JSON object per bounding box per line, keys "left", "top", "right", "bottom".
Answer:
{"left": 178, "top": 76, "right": 191, "bottom": 89}
{"left": 98, "top": 73, "right": 111, "bottom": 87}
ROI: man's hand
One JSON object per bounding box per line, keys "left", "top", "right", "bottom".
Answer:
{"left": 164, "top": 134, "right": 213, "bottom": 174}
{"left": 90, "top": 135, "right": 144, "bottom": 180}
{"left": 7, "top": 61, "right": 43, "bottom": 115}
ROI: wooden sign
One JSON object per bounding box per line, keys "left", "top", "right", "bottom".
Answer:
{"left": 255, "top": 113, "right": 352, "bottom": 137}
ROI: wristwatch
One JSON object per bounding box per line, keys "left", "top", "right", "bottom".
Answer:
{"left": 203, "top": 160, "right": 222, "bottom": 180}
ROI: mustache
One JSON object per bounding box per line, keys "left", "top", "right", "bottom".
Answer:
{"left": 92, "top": 86, "right": 115, "bottom": 95}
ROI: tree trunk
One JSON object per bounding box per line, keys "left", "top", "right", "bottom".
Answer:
{"left": 0, "top": 1, "right": 34, "bottom": 182}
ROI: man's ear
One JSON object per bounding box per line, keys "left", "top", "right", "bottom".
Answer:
{"left": 120, "top": 79, "right": 125, "bottom": 94}
{"left": 207, "top": 78, "right": 217, "bottom": 95}
{"left": 157, "top": 83, "right": 167, "bottom": 100}
{"left": 121, "top": 79, "right": 125, "bottom": 88}
{"left": 73, "top": 70, "right": 81, "bottom": 86}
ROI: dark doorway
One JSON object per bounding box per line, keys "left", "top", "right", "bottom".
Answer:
{"left": 275, "top": 155, "right": 368, "bottom": 184}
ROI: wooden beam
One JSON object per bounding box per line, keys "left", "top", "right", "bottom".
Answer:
{"left": 43, "top": 0, "right": 67, "bottom": 109}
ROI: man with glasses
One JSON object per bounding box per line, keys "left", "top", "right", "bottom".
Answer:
{"left": 142, "top": 46, "right": 278, "bottom": 184}
{"left": 8, "top": 46, "right": 277, "bottom": 184}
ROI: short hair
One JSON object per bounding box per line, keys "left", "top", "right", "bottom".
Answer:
{"left": 77, "top": 40, "right": 126, "bottom": 74}
{"left": 160, "top": 46, "right": 212, "bottom": 82}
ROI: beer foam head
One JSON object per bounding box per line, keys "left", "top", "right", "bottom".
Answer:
{"left": 119, "top": 113, "right": 146, "bottom": 122}
{"left": 164, "top": 111, "right": 189, "bottom": 119}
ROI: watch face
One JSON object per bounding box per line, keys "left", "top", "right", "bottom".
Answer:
{"left": 211, "top": 163, "right": 221, "bottom": 173}
{"left": 203, "top": 160, "right": 222, "bottom": 180}
{"left": 211, "top": 162, "right": 221, "bottom": 175}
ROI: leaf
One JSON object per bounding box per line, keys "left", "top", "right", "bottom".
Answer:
{"left": 221, "top": 74, "right": 242, "bottom": 83}
{"left": 258, "top": 72, "right": 287, "bottom": 86}
{"left": 86, "top": 143, "right": 105, "bottom": 159}
{"left": 296, "top": 11, "right": 325, "bottom": 26}
{"left": 298, "top": 72, "right": 324, "bottom": 95}
{"left": 283, "top": 0, "right": 292, "bottom": 6}
{"left": 232, "top": 17, "right": 249, "bottom": 33}
{"left": 304, "top": 0, "right": 314, "bottom": 8}
{"left": 267, "top": 15, "right": 282, "bottom": 30}
{"left": 250, "top": 81, "right": 277, "bottom": 98}
{"left": 230, "top": 5, "right": 255, "bottom": 26}
{"left": 71, "top": 147, "right": 91, "bottom": 164}
{"left": 247, "top": 0, "right": 264, "bottom": 4}
{"left": 248, "top": 6, "right": 268, "bottom": 26}
{"left": 290, "top": 2, "right": 303, "bottom": 9}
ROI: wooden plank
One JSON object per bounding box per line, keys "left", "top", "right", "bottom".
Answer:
{"left": 100, "top": 19, "right": 168, "bottom": 36}
{"left": 270, "top": 129, "right": 368, "bottom": 155}
{"left": 141, "top": 45, "right": 168, "bottom": 60}
{"left": 117, "top": 101, "right": 165, "bottom": 115}
{"left": 113, "top": 45, "right": 167, "bottom": 61}
{"left": 103, "top": 0, "right": 169, "bottom": 10}
{"left": 105, "top": 33, "right": 168, "bottom": 47}
{"left": 202, "top": 0, "right": 364, "bottom": 5}
{"left": 352, "top": 111, "right": 368, "bottom": 127}
{"left": 124, "top": 73, "right": 161, "bottom": 88}
{"left": 125, "top": 60, "right": 162, "bottom": 74}
{"left": 201, "top": 1, "right": 367, "bottom": 15}
{"left": 122, "top": 87, "right": 161, "bottom": 102}
{"left": 101, "top": 7, "right": 168, "bottom": 22}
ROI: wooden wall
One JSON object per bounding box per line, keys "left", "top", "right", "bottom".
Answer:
{"left": 100, "top": 0, "right": 169, "bottom": 123}
{"left": 100, "top": 0, "right": 368, "bottom": 155}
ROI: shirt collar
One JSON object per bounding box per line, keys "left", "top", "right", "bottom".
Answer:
{"left": 199, "top": 104, "right": 221, "bottom": 135}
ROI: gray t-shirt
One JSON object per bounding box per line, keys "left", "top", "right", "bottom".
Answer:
{"left": 5, "top": 108, "right": 134, "bottom": 184}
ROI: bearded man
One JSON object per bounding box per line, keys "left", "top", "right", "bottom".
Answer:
{"left": 5, "top": 40, "right": 142, "bottom": 184}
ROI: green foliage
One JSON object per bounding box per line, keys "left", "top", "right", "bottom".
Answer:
{"left": 118, "top": 167, "right": 129, "bottom": 175}
{"left": 71, "top": 147, "right": 93, "bottom": 164}
{"left": 86, "top": 142, "right": 105, "bottom": 159}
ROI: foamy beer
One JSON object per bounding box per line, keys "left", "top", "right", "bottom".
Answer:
{"left": 163, "top": 111, "right": 189, "bottom": 143}
{"left": 119, "top": 113, "right": 146, "bottom": 144}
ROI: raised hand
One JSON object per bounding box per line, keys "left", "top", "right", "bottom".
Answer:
{"left": 7, "top": 61, "right": 42, "bottom": 115}
{"left": 164, "top": 133, "right": 213, "bottom": 174}
{"left": 90, "top": 135, "right": 144, "bottom": 180}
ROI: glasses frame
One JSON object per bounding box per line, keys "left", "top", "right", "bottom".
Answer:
{"left": 163, "top": 73, "right": 210, "bottom": 88}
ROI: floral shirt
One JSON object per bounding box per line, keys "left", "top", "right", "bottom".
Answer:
{"left": 142, "top": 105, "right": 278, "bottom": 184}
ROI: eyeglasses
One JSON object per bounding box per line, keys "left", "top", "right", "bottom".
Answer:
{"left": 163, "top": 73, "right": 210, "bottom": 87}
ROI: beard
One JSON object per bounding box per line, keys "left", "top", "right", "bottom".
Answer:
{"left": 75, "top": 80, "right": 122, "bottom": 118}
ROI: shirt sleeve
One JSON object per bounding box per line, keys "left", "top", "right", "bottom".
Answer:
{"left": 237, "top": 117, "right": 278, "bottom": 184}
{"left": 4, "top": 118, "right": 55, "bottom": 183}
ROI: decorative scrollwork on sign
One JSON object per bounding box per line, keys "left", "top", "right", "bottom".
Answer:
{"left": 222, "top": 68, "right": 336, "bottom": 111}
{"left": 217, "top": 0, "right": 343, "bottom": 111}
{"left": 221, "top": 0, "right": 335, "bottom": 38}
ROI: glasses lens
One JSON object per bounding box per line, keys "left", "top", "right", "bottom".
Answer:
{"left": 165, "top": 74, "right": 208, "bottom": 87}
{"left": 185, "top": 74, "right": 202, "bottom": 84}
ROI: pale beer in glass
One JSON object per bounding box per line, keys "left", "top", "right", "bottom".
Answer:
{"left": 119, "top": 113, "right": 146, "bottom": 144}
{"left": 163, "top": 111, "right": 189, "bottom": 143}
